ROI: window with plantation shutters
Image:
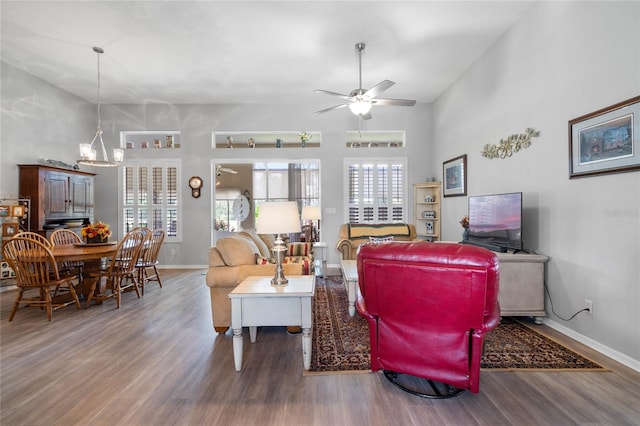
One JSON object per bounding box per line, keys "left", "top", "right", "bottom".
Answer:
{"left": 121, "top": 160, "right": 181, "bottom": 242}
{"left": 345, "top": 158, "right": 407, "bottom": 224}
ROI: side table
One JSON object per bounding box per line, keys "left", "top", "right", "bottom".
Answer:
{"left": 229, "top": 275, "right": 316, "bottom": 371}
{"left": 313, "top": 242, "right": 327, "bottom": 277}
{"left": 340, "top": 259, "right": 358, "bottom": 316}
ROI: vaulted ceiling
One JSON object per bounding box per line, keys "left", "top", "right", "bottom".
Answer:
{"left": 1, "top": 1, "right": 535, "bottom": 107}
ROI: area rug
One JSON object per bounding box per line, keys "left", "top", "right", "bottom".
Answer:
{"left": 307, "top": 276, "right": 606, "bottom": 374}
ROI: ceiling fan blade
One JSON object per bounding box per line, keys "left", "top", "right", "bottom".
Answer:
{"left": 315, "top": 104, "right": 349, "bottom": 114}
{"left": 364, "top": 80, "right": 395, "bottom": 99}
{"left": 314, "top": 89, "right": 351, "bottom": 100}
{"left": 372, "top": 98, "right": 417, "bottom": 106}
{"left": 217, "top": 165, "right": 238, "bottom": 174}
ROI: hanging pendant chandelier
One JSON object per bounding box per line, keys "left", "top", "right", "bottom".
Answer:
{"left": 78, "top": 46, "right": 123, "bottom": 168}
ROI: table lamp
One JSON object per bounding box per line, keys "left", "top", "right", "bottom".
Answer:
{"left": 301, "top": 205, "right": 322, "bottom": 243}
{"left": 257, "top": 201, "right": 301, "bottom": 285}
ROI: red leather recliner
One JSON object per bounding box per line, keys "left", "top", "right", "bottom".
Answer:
{"left": 356, "top": 241, "right": 500, "bottom": 395}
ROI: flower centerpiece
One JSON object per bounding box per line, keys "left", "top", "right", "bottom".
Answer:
{"left": 299, "top": 131, "right": 312, "bottom": 148}
{"left": 81, "top": 221, "right": 112, "bottom": 244}
{"left": 460, "top": 216, "right": 470, "bottom": 240}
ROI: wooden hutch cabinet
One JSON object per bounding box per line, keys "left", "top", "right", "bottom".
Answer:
{"left": 18, "top": 164, "right": 95, "bottom": 232}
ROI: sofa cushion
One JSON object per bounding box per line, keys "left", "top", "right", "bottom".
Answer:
{"left": 259, "top": 233, "right": 276, "bottom": 251}
{"left": 256, "top": 255, "right": 275, "bottom": 265}
{"left": 348, "top": 223, "right": 412, "bottom": 239}
{"left": 208, "top": 247, "right": 226, "bottom": 267}
{"left": 239, "top": 231, "right": 271, "bottom": 258}
{"left": 216, "top": 236, "right": 260, "bottom": 266}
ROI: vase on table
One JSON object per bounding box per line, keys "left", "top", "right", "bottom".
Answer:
{"left": 462, "top": 228, "right": 470, "bottom": 241}
{"left": 86, "top": 236, "right": 108, "bottom": 244}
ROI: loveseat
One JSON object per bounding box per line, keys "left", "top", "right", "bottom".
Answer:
{"left": 335, "top": 223, "right": 418, "bottom": 260}
{"left": 205, "top": 231, "right": 313, "bottom": 333}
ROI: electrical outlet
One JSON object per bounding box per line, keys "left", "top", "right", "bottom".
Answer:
{"left": 584, "top": 299, "right": 593, "bottom": 315}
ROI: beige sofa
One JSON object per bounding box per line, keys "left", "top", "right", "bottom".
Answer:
{"left": 205, "top": 231, "right": 313, "bottom": 333}
{"left": 335, "top": 223, "right": 418, "bottom": 260}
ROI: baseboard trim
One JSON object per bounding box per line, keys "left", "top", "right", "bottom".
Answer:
{"left": 544, "top": 318, "right": 640, "bottom": 372}
{"left": 158, "top": 265, "right": 208, "bottom": 270}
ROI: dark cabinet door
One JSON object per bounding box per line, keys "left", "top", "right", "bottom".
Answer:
{"left": 44, "top": 171, "right": 69, "bottom": 217}
{"left": 19, "top": 164, "right": 96, "bottom": 231}
{"left": 69, "top": 174, "right": 93, "bottom": 217}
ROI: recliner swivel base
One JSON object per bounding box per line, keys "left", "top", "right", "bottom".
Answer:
{"left": 383, "top": 370, "right": 465, "bottom": 399}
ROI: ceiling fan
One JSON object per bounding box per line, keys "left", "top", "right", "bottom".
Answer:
{"left": 216, "top": 164, "right": 238, "bottom": 176}
{"left": 315, "top": 42, "right": 416, "bottom": 120}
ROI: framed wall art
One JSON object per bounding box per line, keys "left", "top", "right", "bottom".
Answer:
{"left": 443, "top": 154, "right": 467, "bottom": 197}
{"left": 11, "top": 205, "right": 24, "bottom": 217}
{"left": 569, "top": 95, "right": 640, "bottom": 178}
{"left": 2, "top": 222, "right": 18, "bottom": 237}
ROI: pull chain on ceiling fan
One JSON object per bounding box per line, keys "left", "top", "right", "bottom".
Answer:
{"left": 315, "top": 42, "right": 416, "bottom": 120}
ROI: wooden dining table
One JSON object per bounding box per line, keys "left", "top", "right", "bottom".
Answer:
{"left": 50, "top": 242, "right": 118, "bottom": 307}
{"left": 50, "top": 242, "right": 118, "bottom": 262}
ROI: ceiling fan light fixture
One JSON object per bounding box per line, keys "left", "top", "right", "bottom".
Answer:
{"left": 315, "top": 42, "right": 415, "bottom": 119}
{"left": 349, "top": 100, "right": 372, "bottom": 115}
{"left": 77, "top": 46, "right": 123, "bottom": 168}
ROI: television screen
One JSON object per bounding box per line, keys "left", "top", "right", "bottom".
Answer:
{"left": 467, "top": 192, "right": 522, "bottom": 251}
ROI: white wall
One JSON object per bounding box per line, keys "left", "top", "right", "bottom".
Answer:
{"left": 98, "top": 102, "right": 432, "bottom": 267}
{"left": 432, "top": 1, "right": 639, "bottom": 365}
{"left": 1, "top": 73, "right": 433, "bottom": 268}
{"left": 1, "top": 61, "right": 95, "bottom": 191}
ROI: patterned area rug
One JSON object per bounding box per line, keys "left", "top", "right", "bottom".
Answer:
{"left": 307, "top": 276, "right": 606, "bottom": 374}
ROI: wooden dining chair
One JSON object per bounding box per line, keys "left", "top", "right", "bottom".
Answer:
{"left": 50, "top": 228, "right": 82, "bottom": 245}
{"left": 2, "top": 236, "right": 81, "bottom": 321}
{"left": 84, "top": 228, "right": 146, "bottom": 308}
{"left": 135, "top": 229, "right": 165, "bottom": 295}
{"left": 49, "top": 229, "right": 84, "bottom": 282}
{"left": 16, "top": 231, "right": 51, "bottom": 247}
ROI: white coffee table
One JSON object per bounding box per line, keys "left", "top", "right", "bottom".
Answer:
{"left": 340, "top": 259, "right": 358, "bottom": 316}
{"left": 229, "top": 275, "right": 315, "bottom": 371}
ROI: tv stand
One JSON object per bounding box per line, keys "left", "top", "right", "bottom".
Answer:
{"left": 496, "top": 252, "right": 549, "bottom": 324}
{"left": 438, "top": 241, "right": 548, "bottom": 323}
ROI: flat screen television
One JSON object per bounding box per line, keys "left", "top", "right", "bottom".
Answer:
{"left": 466, "top": 192, "right": 523, "bottom": 252}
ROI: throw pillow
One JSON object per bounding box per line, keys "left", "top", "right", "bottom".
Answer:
{"left": 287, "top": 242, "right": 312, "bottom": 257}
{"left": 208, "top": 247, "right": 226, "bottom": 267}
{"left": 283, "top": 256, "right": 312, "bottom": 275}
{"left": 259, "top": 233, "right": 276, "bottom": 251}
{"left": 240, "top": 231, "right": 271, "bottom": 258}
{"left": 216, "top": 236, "right": 260, "bottom": 266}
{"left": 256, "top": 255, "right": 275, "bottom": 265}
{"left": 369, "top": 236, "right": 394, "bottom": 244}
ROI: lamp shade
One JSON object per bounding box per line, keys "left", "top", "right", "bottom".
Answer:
{"left": 257, "top": 201, "right": 301, "bottom": 235}
{"left": 301, "top": 205, "right": 322, "bottom": 221}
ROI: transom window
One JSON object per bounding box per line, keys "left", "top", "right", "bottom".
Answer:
{"left": 344, "top": 158, "right": 407, "bottom": 224}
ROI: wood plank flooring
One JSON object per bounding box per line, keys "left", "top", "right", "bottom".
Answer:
{"left": 1, "top": 269, "right": 639, "bottom": 426}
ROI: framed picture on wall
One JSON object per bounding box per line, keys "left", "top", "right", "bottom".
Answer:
{"left": 443, "top": 154, "right": 467, "bottom": 197}
{"left": 569, "top": 96, "right": 640, "bottom": 178}
{"left": 11, "top": 205, "right": 24, "bottom": 217}
{"left": 2, "top": 223, "right": 18, "bottom": 237}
